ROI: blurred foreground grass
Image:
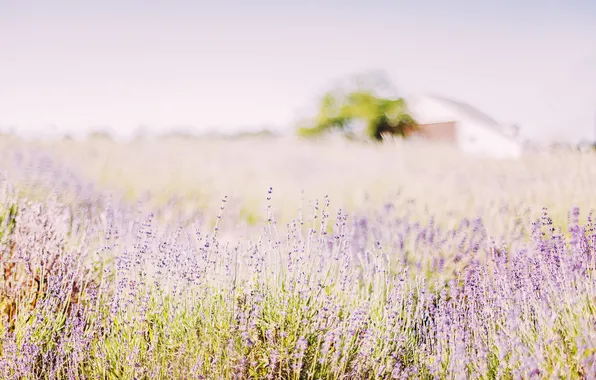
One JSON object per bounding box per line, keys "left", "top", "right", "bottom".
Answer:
{"left": 1, "top": 135, "right": 593, "bottom": 235}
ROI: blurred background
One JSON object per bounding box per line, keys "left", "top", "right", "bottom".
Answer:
{"left": 1, "top": 0, "right": 596, "bottom": 234}
{"left": 1, "top": 0, "right": 595, "bottom": 145}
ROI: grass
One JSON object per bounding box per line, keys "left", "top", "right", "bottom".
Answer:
{"left": 0, "top": 136, "right": 595, "bottom": 379}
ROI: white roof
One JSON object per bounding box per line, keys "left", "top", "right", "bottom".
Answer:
{"left": 407, "top": 93, "right": 512, "bottom": 138}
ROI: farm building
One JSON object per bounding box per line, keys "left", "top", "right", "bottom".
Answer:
{"left": 406, "top": 94, "right": 523, "bottom": 158}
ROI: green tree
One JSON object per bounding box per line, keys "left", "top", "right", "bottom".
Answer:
{"left": 297, "top": 73, "right": 417, "bottom": 141}
{"left": 298, "top": 70, "right": 417, "bottom": 141}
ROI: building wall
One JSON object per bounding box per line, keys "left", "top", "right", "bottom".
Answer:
{"left": 456, "top": 119, "right": 523, "bottom": 158}
{"left": 413, "top": 121, "right": 457, "bottom": 142}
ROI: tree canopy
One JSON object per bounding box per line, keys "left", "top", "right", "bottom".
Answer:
{"left": 297, "top": 74, "right": 418, "bottom": 141}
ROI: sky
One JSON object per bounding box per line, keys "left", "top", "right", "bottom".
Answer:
{"left": 1, "top": 0, "right": 595, "bottom": 142}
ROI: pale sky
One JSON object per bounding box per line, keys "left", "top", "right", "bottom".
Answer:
{"left": 1, "top": 0, "right": 595, "bottom": 142}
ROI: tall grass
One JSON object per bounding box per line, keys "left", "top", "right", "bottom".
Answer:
{"left": 0, "top": 137, "right": 595, "bottom": 379}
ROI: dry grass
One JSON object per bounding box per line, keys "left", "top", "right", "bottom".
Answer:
{"left": 2, "top": 135, "right": 594, "bottom": 233}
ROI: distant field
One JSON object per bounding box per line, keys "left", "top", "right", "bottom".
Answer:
{"left": 1, "top": 136, "right": 595, "bottom": 379}
{"left": 3, "top": 136, "right": 595, "bottom": 227}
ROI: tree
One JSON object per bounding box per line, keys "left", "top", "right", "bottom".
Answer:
{"left": 297, "top": 74, "right": 417, "bottom": 141}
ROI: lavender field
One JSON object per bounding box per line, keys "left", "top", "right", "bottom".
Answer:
{"left": 1, "top": 136, "right": 596, "bottom": 379}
